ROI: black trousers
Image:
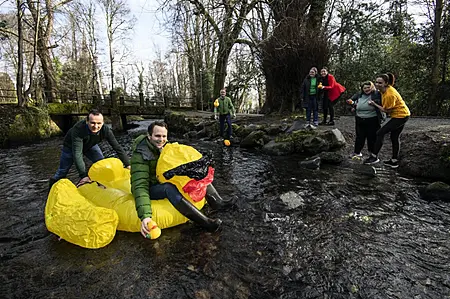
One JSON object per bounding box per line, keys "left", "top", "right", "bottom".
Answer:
{"left": 322, "top": 97, "right": 336, "bottom": 122}
{"left": 373, "top": 117, "right": 409, "bottom": 159}
{"left": 354, "top": 116, "right": 380, "bottom": 154}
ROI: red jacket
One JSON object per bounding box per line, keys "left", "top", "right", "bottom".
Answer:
{"left": 322, "top": 74, "right": 346, "bottom": 102}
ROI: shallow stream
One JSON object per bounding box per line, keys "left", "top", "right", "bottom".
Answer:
{"left": 1, "top": 121, "right": 449, "bottom": 299}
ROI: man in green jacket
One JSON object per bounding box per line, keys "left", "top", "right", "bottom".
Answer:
{"left": 214, "top": 89, "right": 236, "bottom": 139}
{"left": 131, "top": 121, "right": 232, "bottom": 238}
{"left": 50, "top": 109, "right": 130, "bottom": 188}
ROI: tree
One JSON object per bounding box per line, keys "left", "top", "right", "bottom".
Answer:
{"left": 97, "top": 0, "right": 135, "bottom": 91}
{"left": 26, "top": 0, "right": 73, "bottom": 103}
{"left": 261, "top": 0, "right": 328, "bottom": 113}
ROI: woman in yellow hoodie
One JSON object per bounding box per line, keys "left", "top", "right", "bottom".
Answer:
{"left": 363, "top": 73, "right": 410, "bottom": 168}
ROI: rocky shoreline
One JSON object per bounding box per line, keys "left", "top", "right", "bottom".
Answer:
{"left": 164, "top": 111, "right": 450, "bottom": 200}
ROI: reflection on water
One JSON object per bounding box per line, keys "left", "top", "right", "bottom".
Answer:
{"left": 1, "top": 122, "right": 449, "bottom": 299}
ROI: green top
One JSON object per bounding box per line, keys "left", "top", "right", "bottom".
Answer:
{"left": 63, "top": 120, "right": 130, "bottom": 178}
{"left": 214, "top": 96, "right": 236, "bottom": 115}
{"left": 309, "top": 78, "right": 317, "bottom": 95}
{"left": 130, "top": 135, "right": 161, "bottom": 220}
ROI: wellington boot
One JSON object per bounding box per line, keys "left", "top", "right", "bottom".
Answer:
{"left": 173, "top": 197, "right": 222, "bottom": 232}
{"left": 205, "top": 184, "right": 235, "bottom": 210}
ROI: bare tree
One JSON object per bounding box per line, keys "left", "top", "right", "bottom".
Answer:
{"left": 97, "top": 0, "right": 135, "bottom": 91}
{"left": 26, "top": 0, "right": 73, "bottom": 103}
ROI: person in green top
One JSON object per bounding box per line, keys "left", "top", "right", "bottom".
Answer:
{"left": 301, "top": 67, "right": 320, "bottom": 127}
{"left": 49, "top": 109, "right": 130, "bottom": 188}
{"left": 214, "top": 89, "right": 236, "bottom": 139}
{"left": 131, "top": 121, "right": 233, "bottom": 238}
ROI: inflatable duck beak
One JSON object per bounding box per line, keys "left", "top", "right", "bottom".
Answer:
{"left": 162, "top": 155, "right": 215, "bottom": 202}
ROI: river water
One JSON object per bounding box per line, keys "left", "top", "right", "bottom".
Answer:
{"left": 1, "top": 121, "right": 449, "bottom": 299}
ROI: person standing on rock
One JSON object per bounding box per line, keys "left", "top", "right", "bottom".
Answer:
{"left": 49, "top": 109, "right": 130, "bottom": 189}
{"left": 318, "top": 68, "right": 346, "bottom": 126}
{"left": 214, "top": 89, "right": 236, "bottom": 139}
{"left": 131, "top": 121, "right": 234, "bottom": 238}
{"left": 363, "top": 73, "right": 410, "bottom": 168}
{"left": 346, "top": 81, "right": 384, "bottom": 159}
{"left": 301, "top": 67, "right": 320, "bottom": 128}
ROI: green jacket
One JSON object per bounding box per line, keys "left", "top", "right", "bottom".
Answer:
{"left": 214, "top": 96, "right": 235, "bottom": 115}
{"left": 63, "top": 120, "right": 130, "bottom": 178}
{"left": 130, "top": 135, "right": 161, "bottom": 220}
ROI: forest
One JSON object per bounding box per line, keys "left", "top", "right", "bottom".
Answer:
{"left": 0, "top": 0, "right": 449, "bottom": 116}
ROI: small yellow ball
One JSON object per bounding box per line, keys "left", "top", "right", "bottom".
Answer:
{"left": 224, "top": 139, "right": 231, "bottom": 146}
{"left": 147, "top": 220, "right": 162, "bottom": 239}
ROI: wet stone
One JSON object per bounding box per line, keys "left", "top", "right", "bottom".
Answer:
{"left": 280, "top": 191, "right": 305, "bottom": 209}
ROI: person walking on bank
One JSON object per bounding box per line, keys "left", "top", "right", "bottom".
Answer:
{"left": 214, "top": 89, "right": 236, "bottom": 139}
{"left": 301, "top": 67, "right": 320, "bottom": 127}
{"left": 131, "top": 121, "right": 234, "bottom": 238}
{"left": 346, "top": 81, "right": 384, "bottom": 159}
{"left": 363, "top": 73, "right": 410, "bottom": 168}
{"left": 49, "top": 109, "right": 130, "bottom": 188}
{"left": 319, "top": 68, "right": 346, "bottom": 125}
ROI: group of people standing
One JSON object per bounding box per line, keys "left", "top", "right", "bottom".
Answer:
{"left": 301, "top": 67, "right": 346, "bottom": 128}
{"left": 302, "top": 68, "right": 411, "bottom": 168}
{"left": 347, "top": 73, "right": 410, "bottom": 168}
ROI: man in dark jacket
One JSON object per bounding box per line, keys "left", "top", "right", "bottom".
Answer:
{"left": 131, "top": 121, "right": 232, "bottom": 238}
{"left": 49, "top": 109, "right": 130, "bottom": 188}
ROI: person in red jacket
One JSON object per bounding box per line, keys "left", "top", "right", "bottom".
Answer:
{"left": 319, "top": 68, "right": 346, "bottom": 125}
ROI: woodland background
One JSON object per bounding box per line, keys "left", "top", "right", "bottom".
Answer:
{"left": 0, "top": 0, "right": 449, "bottom": 115}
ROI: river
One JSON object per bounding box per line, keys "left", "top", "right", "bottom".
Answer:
{"left": 1, "top": 121, "right": 449, "bottom": 299}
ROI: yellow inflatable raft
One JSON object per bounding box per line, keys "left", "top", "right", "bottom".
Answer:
{"left": 45, "top": 143, "right": 208, "bottom": 249}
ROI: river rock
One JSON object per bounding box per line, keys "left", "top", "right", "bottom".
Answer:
{"left": 280, "top": 191, "right": 305, "bottom": 209}
{"left": 240, "top": 130, "right": 266, "bottom": 148}
{"left": 353, "top": 164, "right": 377, "bottom": 177}
{"left": 316, "top": 151, "right": 345, "bottom": 165}
{"left": 420, "top": 181, "right": 450, "bottom": 202}
{"left": 299, "top": 157, "right": 321, "bottom": 169}
{"left": 261, "top": 140, "right": 295, "bottom": 155}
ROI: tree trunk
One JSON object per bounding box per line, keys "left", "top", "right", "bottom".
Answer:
{"left": 429, "top": 0, "right": 443, "bottom": 115}
{"left": 213, "top": 42, "right": 232, "bottom": 96}
{"left": 261, "top": 0, "right": 328, "bottom": 114}
{"left": 16, "top": 0, "right": 24, "bottom": 106}
{"left": 27, "top": 0, "right": 58, "bottom": 103}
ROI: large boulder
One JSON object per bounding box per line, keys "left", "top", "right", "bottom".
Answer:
{"left": 261, "top": 140, "right": 295, "bottom": 155}
{"left": 420, "top": 181, "right": 450, "bottom": 202}
{"left": 240, "top": 130, "right": 266, "bottom": 148}
{"left": 399, "top": 129, "right": 450, "bottom": 182}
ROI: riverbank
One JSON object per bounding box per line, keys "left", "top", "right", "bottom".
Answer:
{"left": 164, "top": 111, "right": 450, "bottom": 183}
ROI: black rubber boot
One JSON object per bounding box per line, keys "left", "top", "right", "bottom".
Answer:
{"left": 205, "top": 184, "right": 235, "bottom": 210}
{"left": 48, "top": 177, "right": 58, "bottom": 191}
{"left": 173, "top": 197, "right": 222, "bottom": 232}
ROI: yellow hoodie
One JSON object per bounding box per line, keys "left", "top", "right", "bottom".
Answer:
{"left": 382, "top": 86, "right": 410, "bottom": 118}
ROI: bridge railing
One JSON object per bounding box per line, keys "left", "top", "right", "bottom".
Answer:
{"left": 0, "top": 89, "right": 195, "bottom": 109}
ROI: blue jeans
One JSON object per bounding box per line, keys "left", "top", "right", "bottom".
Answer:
{"left": 306, "top": 95, "right": 318, "bottom": 123}
{"left": 219, "top": 114, "right": 232, "bottom": 138}
{"left": 149, "top": 182, "right": 183, "bottom": 206}
{"left": 53, "top": 145, "right": 104, "bottom": 180}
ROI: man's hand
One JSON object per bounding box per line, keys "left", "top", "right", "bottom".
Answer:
{"left": 141, "top": 217, "right": 152, "bottom": 238}
{"left": 126, "top": 165, "right": 131, "bottom": 170}
{"left": 232, "top": 113, "right": 236, "bottom": 119}
{"left": 77, "top": 176, "right": 92, "bottom": 187}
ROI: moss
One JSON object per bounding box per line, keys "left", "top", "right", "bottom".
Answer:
{"left": 275, "top": 130, "right": 314, "bottom": 143}
{"left": 1, "top": 106, "right": 62, "bottom": 146}
{"left": 47, "top": 102, "right": 94, "bottom": 115}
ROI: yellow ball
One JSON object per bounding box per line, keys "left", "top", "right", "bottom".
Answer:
{"left": 224, "top": 139, "right": 231, "bottom": 146}
{"left": 214, "top": 100, "right": 219, "bottom": 107}
{"left": 147, "top": 220, "right": 162, "bottom": 239}
{"left": 150, "top": 227, "right": 162, "bottom": 239}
